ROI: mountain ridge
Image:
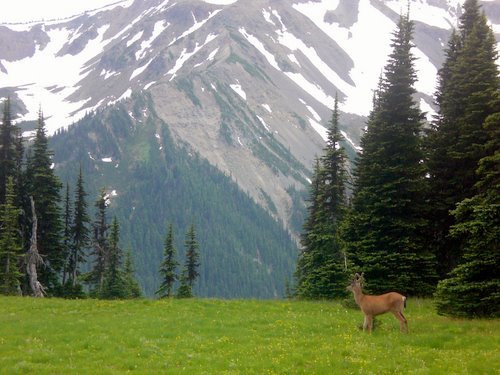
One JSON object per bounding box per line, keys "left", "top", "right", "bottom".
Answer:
{"left": 1, "top": 0, "right": 499, "bottom": 231}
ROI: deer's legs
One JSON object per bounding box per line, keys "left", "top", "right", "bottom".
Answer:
{"left": 363, "top": 315, "right": 373, "bottom": 333}
{"left": 393, "top": 311, "right": 408, "bottom": 333}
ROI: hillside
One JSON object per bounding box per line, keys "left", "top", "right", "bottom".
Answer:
{"left": 2, "top": 0, "right": 499, "bottom": 230}
{"left": 50, "top": 93, "right": 298, "bottom": 298}
{"left": 1, "top": 0, "right": 499, "bottom": 298}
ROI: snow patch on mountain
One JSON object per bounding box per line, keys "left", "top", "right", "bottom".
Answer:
{"left": 293, "top": 0, "right": 395, "bottom": 116}
{"left": 168, "top": 33, "right": 218, "bottom": 80}
{"left": 1, "top": 24, "right": 111, "bottom": 132}
{"left": 276, "top": 26, "right": 354, "bottom": 95}
{"left": 257, "top": 115, "right": 271, "bottom": 132}
{"left": 169, "top": 10, "right": 222, "bottom": 47}
{"left": 230, "top": 83, "right": 247, "bottom": 100}
{"left": 136, "top": 20, "right": 169, "bottom": 60}
{"left": 203, "top": 0, "right": 239, "bottom": 4}
{"left": 131, "top": 58, "right": 154, "bottom": 80}
{"left": 385, "top": 0, "right": 460, "bottom": 28}
{"left": 239, "top": 28, "right": 280, "bottom": 70}
{"left": 309, "top": 118, "right": 328, "bottom": 141}
{"left": 341, "top": 130, "right": 362, "bottom": 152}
{"left": 126, "top": 30, "right": 144, "bottom": 48}
{"left": 261, "top": 104, "right": 272, "bottom": 113}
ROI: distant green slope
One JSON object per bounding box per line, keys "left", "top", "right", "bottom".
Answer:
{"left": 50, "top": 94, "right": 298, "bottom": 298}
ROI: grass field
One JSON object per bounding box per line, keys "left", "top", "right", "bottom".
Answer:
{"left": 0, "top": 297, "right": 498, "bottom": 374}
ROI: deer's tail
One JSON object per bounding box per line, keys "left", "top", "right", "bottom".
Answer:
{"left": 403, "top": 296, "right": 407, "bottom": 309}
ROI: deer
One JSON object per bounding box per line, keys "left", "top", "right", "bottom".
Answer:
{"left": 347, "top": 273, "right": 408, "bottom": 333}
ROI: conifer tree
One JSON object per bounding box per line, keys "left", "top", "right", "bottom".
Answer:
{"left": 426, "top": 0, "right": 500, "bottom": 276}
{"left": 0, "top": 177, "right": 22, "bottom": 295}
{"left": 68, "top": 167, "right": 90, "bottom": 289}
{"left": 156, "top": 223, "right": 179, "bottom": 298}
{"left": 87, "top": 189, "right": 109, "bottom": 295}
{"left": 176, "top": 269, "right": 192, "bottom": 298}
{"left": 295, "top": 158, "right": 324, "bottom": 296}
{"left": 100, "top": 216, "right": 126, "bottom": 299}
{"left": 295, "top": 96, "right": 349, "bottom": 299}
{"left": 0, "top": 98, "right": 20, "bottom": 206}
{"left": 123, "top": 249, "right": 142, "bottom": 298}
{"left": 61, "top": 183, "right": 72, "bottom": 287}
{"left": 25, "top": 110, "right": 63, "bottom": 292}
{"left": 434, "top": 113, "right": 500, "bottom": 318}
{"left": 184, "top": 224, "right": 200, "bottom": 288}
{"left": 342, "top": 13, "right": 436, "bottom": 296}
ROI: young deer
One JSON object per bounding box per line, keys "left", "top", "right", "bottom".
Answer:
{"left": 347, "top": 273, "right": 408, "bottom": 333}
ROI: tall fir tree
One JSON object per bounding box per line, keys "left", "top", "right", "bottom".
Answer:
{"left": 100, "top": 216, "right": 126, "bottom": 299}
{"left": 123, "top": 249, "right": 142, "bottom": 298}
{"left": 68, "top": 167, "right": 90, "bottom": 289}
{"left": 295, "top": 158, "right": 324, "bottom": 297}
{"left": 25, "top": 110, "right": 64, "bottom": 293}
{"left": 61, "top": 183, "right": 72, "bottom": 287}
{"left": 295, "top": 96, "right": 349, "bottom": 299}
{"left": 0, "top": 177, "right": 23, "bottom": 295}
{"left": 342, "top": 13, "right": 436, "bottom": 296}
{"left": 87, "top": 188, "right": 109, "bottom": 295}
{"left": 184, "top": 224, "right": 200, "bottom": 288}
{"left": 426, "top": 0, "right": 500, "bottom": 276}
{"left": 434, "top": 113, "right": 500, "bottom": 318}
{"left": 0, "top": 98, "right": 20, "bottom": 206}
{"left": 156, "top": 223, "right": 179, "bottom": 298}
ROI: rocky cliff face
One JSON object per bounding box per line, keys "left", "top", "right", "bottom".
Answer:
{"left": 1, "top": 0, "right": 499, "bottom": 229}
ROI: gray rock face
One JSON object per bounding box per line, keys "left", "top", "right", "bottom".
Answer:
{"left": 1, "top": 0, "right": 498, "bottom": 230}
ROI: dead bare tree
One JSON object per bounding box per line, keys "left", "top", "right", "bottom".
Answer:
{"left": 26, "top": 196, "right": 45, "bottom": 297}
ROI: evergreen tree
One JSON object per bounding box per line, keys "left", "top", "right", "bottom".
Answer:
{"left": 156, "top": 223, "right": 179, "bottom": 298}
{"left": 61, "top": 183, "right": 72, "bottom": 287}
{"left": 426, "top": 0, "right": 500, "bottom": 276}
{"left": 343, "top": 13, "right": 436, "bottom": 296}
{"left": 100, "top": 216, "right": 126, "bottom": 299}
{"left": 184, "top": 224, "right": 200, "bottom": 288}
{"left": 295, "top": 158, "right": 324, "bottom": 297}
{"left": 0, "top": 177, "right": 22, "bottom": 295}
{"left": 123, "top": 249, "right": 142, "bottom": 298}
{"left": 13, "top": 130, "right": 29, "bottom": 262}
{"left": 86, "top": 189, "right": 109, "bottom": 295}
{"left": 176, "top": 269, "right": 192, "bottom": 298}
{"left": 25, "top": 110, "right": 63, "bottom": 293}
{"left": 0, "top": 98, "right": 20, "bottom": 206}
{"left": 295, "top": 96, "right": 349, "bottom": 299}
{"left": 434, "top": 113, "right": 500, "bottom": 318}
{"left": 68, "top": 167, "right": 90, "bottom": 288}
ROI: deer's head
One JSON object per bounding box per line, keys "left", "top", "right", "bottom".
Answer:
{"left": 347, "top": 272, "right": 364, "bottom": 292}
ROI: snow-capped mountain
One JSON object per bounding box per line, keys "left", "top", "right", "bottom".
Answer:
{"left": 1, "top": 0, "right": 499, "bottom": 227}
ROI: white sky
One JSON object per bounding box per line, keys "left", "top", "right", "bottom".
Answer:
{"left": 1, "top": 0, "right": 239, "bottom": 24}
{"left": 0, "top": 0, "right": 126, "bottom": 23}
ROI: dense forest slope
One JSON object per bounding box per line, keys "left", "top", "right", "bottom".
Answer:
{"left": 50, "top": 93, "right": 299, "bottom": 297}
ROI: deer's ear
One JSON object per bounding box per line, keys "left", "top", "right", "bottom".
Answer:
{"left": 354, "top": 273, "right": 360, "bottom": 279}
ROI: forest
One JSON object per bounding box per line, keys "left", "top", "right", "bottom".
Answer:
{"left": 294, "top": 1, "right": 498, "bottom": 318}
{"left": 0, "top": 88, "right": 298, "bottom": 299}
{"left": 0, "top": 0, "right": 498, "bottom": 317}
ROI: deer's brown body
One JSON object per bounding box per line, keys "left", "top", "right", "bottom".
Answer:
{"left": 347, "top": 273, "right": 408, "bottom": 333}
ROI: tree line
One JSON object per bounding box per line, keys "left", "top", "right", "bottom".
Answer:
{"left": 295, "top": 0, "right": 499, "bottom": 318}
{"left": 0, "top": 105, "right": 201, "bottom": 299}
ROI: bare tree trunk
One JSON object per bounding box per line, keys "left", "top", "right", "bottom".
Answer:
{"left": 26, "top": 196, "right": 45, "bottom": 297}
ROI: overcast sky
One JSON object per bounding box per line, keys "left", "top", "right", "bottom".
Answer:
{"left": 1, "top": 0, "right": 131, "bottom": 23}
{"left": 1, "top": 0, "right": 240, "bottom": 24}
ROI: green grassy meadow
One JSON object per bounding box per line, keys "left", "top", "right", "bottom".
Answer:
{"left": 0, "top": 297, "right": 498, "bottom": 374}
